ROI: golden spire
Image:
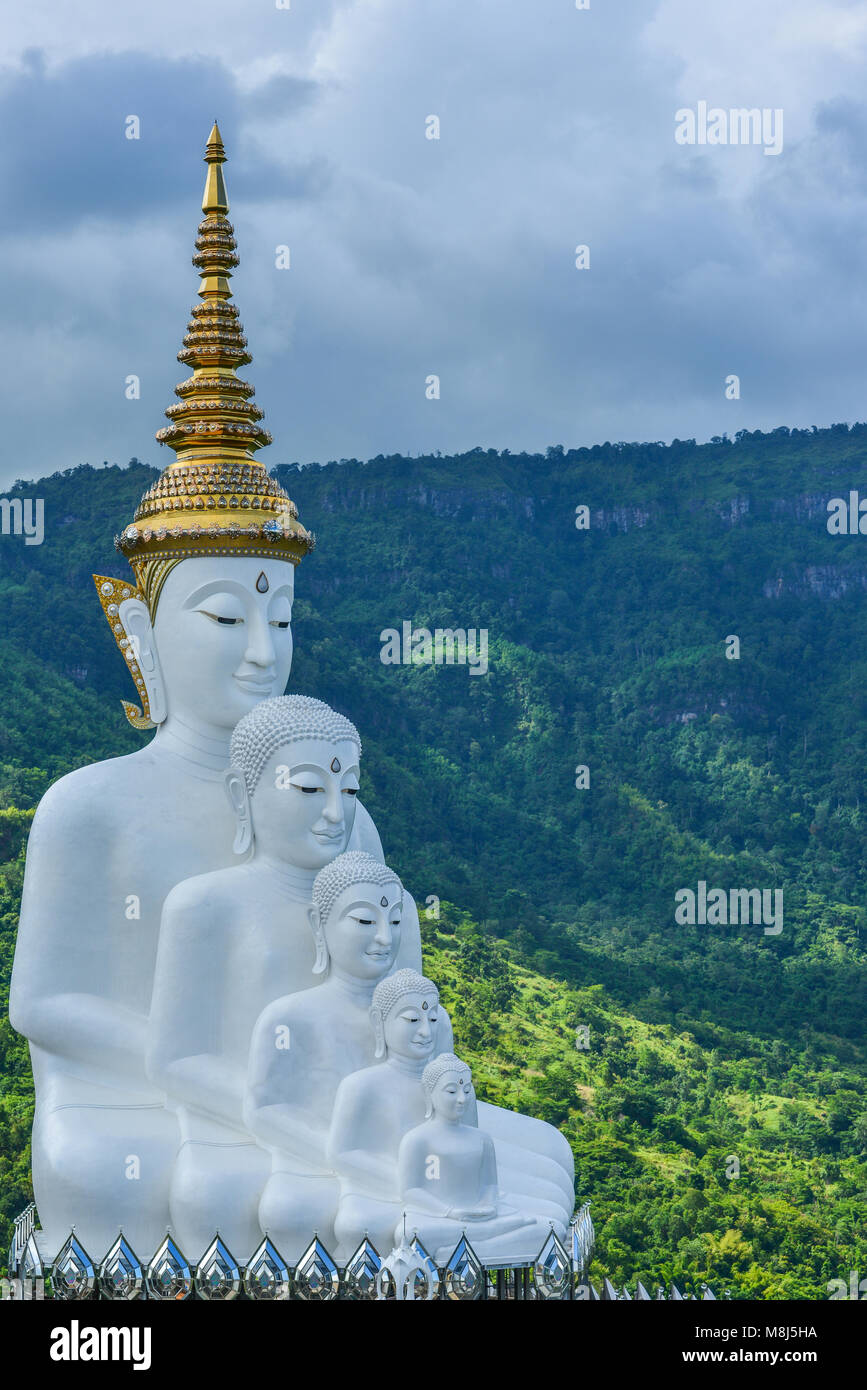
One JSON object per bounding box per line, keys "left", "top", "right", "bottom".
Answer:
{"left": 113, "top": 123, "right": 312, "bottom": 595}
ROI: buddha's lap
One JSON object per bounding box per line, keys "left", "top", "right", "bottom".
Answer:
{"left": 259, "top": 1170, "right": 338, "bottom": 1227}
{"left": 33, "top": 1099, "right": 178, "bottom": 1177}
{"left": 171, "top": 1137, "right": 271, "bottom": 1191}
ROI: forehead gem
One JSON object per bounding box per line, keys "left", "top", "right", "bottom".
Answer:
{"left": 330, "top": 756, "right": 341, "bottom": 772}
{"left": 256, "top": 571, "right": 269, "bottom": 593}
{"left": 422, "top": 1000, "right": 429, "bottom": 1010}
{"left": 380, "top": 896, "right": 389, "bottom": 907}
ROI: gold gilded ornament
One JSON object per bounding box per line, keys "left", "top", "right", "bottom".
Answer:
{"left": 92, "top": 575, "right": 156, "bottom": 729}
{"left": 94, "top": 124, "right": 314, "bottom": 728}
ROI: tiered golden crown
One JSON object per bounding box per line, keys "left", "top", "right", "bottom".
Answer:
{"left": 115, "top": 122, "right": 313, "bottom": 586}
{"left": 95, "top": 124, "right": 313, "bottom": 730}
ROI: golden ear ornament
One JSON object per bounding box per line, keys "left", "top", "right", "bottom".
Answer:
{"left": 92, "top": 574, "right": 157, "bottom": 731}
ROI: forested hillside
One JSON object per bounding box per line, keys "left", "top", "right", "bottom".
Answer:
{"left": 1, "top": 425, "right": 866, "bottom": 1294}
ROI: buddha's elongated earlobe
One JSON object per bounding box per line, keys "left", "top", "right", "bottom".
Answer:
{"left": 119, "top": 598, "right": 168, "bottom": 725}
{"left": 310, "top": 906, "right": 328, "bottom": 976}
{"left": 424, "top": 1097, "right": 434, "bottom": 1119}
{"left": 371, "top": 1007, "right": 386, "bottom": 1059}
{"left": 224, "top": 769, "right": 253, "bottom": 855}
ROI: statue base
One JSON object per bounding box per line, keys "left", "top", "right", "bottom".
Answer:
{"left": 3, "top": 1201, "right": 715, "bottom": 1301}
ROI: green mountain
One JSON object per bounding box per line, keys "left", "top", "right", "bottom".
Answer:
{"left": 1, "top": 426, "right": 866, "bottom": 1295}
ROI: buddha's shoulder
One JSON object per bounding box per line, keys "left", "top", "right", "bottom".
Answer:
{"left": 160, "top": 865, "right": 248, "bottom": 920}
{"left": 253, "top": 986, "right": 320, "bottom": 1034}
{"left": 30, "top": 748, "right": 157, "bottom": 836}
{"left": 335, "top": 1062, "right": 381, "bottom": 1101}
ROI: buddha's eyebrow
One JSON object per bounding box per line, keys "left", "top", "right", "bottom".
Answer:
{"left": 181, "top": 578, "right": 293, "bottom": 607}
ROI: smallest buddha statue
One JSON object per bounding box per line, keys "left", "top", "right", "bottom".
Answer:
{"left": 396, "top": 1054, "right": 550, "bottom": 1264}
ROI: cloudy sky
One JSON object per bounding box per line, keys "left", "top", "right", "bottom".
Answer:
{"left": 1, "top": 0, "right": 866, "bottom": 488}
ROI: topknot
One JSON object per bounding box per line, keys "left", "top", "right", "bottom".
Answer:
{"left": 313, "top": 851, "right": 403, "bottom": 934}
{"left": 371, "top": 968, "right": 438, "bottom": 1022}
{"left": 230, "top": 694, "right": 361, "bottom": 797}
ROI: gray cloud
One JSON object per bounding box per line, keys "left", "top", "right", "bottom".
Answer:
{"left": 0, "top": 0, "right": 865, "bottom": 491}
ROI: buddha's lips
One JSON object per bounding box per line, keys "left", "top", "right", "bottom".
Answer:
{"left": 234, "top": 674, "right": 276, "bottom": 691}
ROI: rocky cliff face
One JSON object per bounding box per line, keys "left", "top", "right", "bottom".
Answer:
{"left": 763, "top": 566, "right": 867, "bottom": 599}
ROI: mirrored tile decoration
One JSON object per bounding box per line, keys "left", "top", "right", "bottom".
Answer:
{"left": 98, "top": 1234, "right": 144, "bottom": 1300}
{"left": 571, "top": 1202, "right": 595, "bottom": 1276}
{"left": 243, "top": 1237, "right": 291, "bottom": 1301}
{"left": 410, "top": 1235, "right": 441, "bottom": 1300}
{"left": 194, "top": 1235, "right": 241, "bottom": 1301}
{"left": 21, "top": 1233, "right": 44, "bottom": 1284}
{"left": 146, "top": 1234, "right": 192, "bottom": 1301}
{"left": 443, "top": 1234, "right": 483, "bottom": 1301}
{"left": 293, "top": 1237, "right": 340, "bottom": 1301}
{"left": 10, "top": 1202, "right": 36, "bottom": 1274}
{"left": 343, "top": 1236, "right": 383, "bottom": 1301}
{"left": 52, "top": 1232, "right": 96, "bottom": 1300}
{"left": 534, "top": 1228, "right": 571, "bottom": 1301}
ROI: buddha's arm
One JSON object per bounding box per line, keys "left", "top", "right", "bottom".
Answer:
{"left": 146, "top": 890, "right": 243, "bottom": 1127}
{"left": 244, "top": 1009, "right": 328, "bottom": 1165}
{"left": 477, "top": 1134, "right": 500, "bottom": 1213}
{"left": 158, "top": 1053, "right": 245, "bottom": 1128}
{"left": 327, "top": 1080, "right": 397, "bottom": 1198}
{"left": 10, "top": 779, "right": 147, "bottom": 1078}
{"left": 245, "top": 1101, "right": 328, "bottom": 1167}
{"left": 397, "top": 1135, "right": 451, "bottom": 1215}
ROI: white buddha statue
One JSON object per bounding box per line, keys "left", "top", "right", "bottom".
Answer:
{"left": 329, "top": 971, "right": 570, "bottom": 1260}
{"left": 146, "top": 701, "right": 412, "bottom": 1259}
{"left": 328, "top": 970, "right": 444, "bottom": 1259}
{"left": 7, "top": 127, "right": 407, "bottom": 1260}
{"left": 9, "top": 124, "right": 575, "bottom": 1263}
{"left": 244, "top": 856, "right": 444, "bottom": 1259}
{"left": 396, "top": 1054, "right": 549, "bottom": 1264}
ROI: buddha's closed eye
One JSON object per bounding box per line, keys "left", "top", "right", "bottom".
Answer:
{"left": 200, "top": 610, "right": 242, "bottom": 625}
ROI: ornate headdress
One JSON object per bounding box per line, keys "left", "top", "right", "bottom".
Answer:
{"left": 94, "top": 123, "right": 313, "bottom": 728}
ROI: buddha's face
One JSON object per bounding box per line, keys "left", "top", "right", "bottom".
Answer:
{"left": 249, "top": 740, "right": 360, "bottom": 869}
{"left": 152, "top": 556, "right": 295, "bottom": 728}
{"left": 431, "top": 1070, "right": 474, "bottom": 1122}
{"left": 383, "top": 990, "right": 440, "bottom": 1063}
{"left": 323, "top": 881, "right": 402, "bottom": 981}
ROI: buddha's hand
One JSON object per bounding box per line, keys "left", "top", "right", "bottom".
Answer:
{"left": 473, "top": 1204, "right": 497, "bottom": 1221}
{"left": 448, "top": 1205, "right": 496, "bottom": 1222}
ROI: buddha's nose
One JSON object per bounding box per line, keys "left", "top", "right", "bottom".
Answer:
{"left": 244, "top": 609, "right": 276, "bottom": 668}
{"left": 321, "top": 781, "right": 343, "bottom": 823}
{"left": 374, "top": 918, "right": 392, "bottom": 948}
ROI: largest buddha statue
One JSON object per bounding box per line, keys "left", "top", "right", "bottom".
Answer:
{"left": 9, "top": 125, "right": 574, "bottom": 1264}
{"left": 9, "top": 126, "right": 416, "bottom": 1260}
